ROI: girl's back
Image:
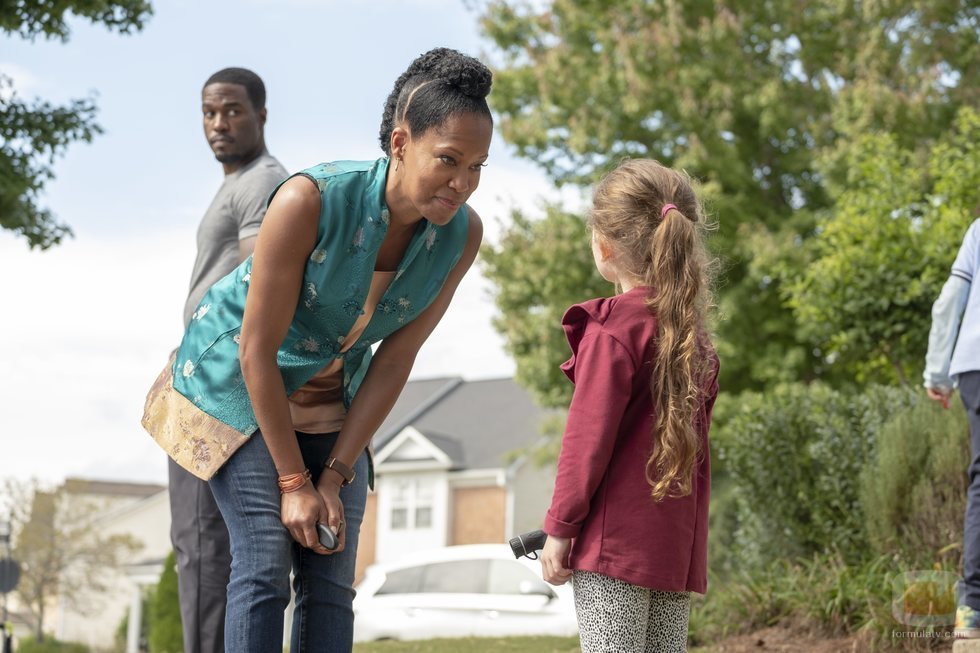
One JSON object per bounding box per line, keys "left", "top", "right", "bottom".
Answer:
{"left": 547, "top": 286, "right": 718, "bottom": 593}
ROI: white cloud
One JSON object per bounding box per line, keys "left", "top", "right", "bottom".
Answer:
{"left": 0, "top": 231, "right": 191, "bottom": 485}
{"left": 0, "top": 62, "right": 43, "bottom": 99}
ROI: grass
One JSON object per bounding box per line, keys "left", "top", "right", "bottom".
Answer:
{"left": 353, "top": 636, "right": 581, "bottom": 652}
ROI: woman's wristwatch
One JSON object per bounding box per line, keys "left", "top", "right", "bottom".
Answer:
{"left": 323, "top": 457, "right": 356, "bottom": 486}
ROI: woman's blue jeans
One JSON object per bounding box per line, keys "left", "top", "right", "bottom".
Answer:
{"left": 209, "top": 430, "right": 368, "bottom": 652}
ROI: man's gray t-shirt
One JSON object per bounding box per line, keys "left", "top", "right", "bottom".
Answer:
{"left": 183, "top": 151, "right": 288, "bottom": 326}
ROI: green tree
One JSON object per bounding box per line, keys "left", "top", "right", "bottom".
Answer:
{"left": 147, "top": 551, "right": 182, "bottom": 653}
{"left": 787, "top": 107, "right": 980, "bottom": 384}
{"left": 481, "top": 205, "right": 611, "bottom": 408}
{"left": 0, "top": 0, "right": 152, "bottom": 249}
{"left": 478, "top": 0, "right": 978, "bottom": 393}
{"left": 1, "top": 479, "right": 141, "bottom": 642}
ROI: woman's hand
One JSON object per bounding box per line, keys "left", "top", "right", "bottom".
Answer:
{"left": 315, "top": 475, "right": 347, "bottom": 554}
{"left": 540, "top": 535, "right": 573, "bottom": 586}
{"left": 280, "top": 484, "right": 331, "bottom": 554}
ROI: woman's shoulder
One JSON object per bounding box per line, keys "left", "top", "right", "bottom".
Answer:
{"left": 451, "top": 203, "right": 482, "bottom": 238}
{"left": 295, "top": 159, "right": 387, "bottom": 194}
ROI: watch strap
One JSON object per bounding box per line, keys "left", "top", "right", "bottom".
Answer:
{"left": 324, "top": 457, "right": 355, "bottom": 486}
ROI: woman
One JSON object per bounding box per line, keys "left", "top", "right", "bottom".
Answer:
{"left": 143, "top": 47, "right": 492, "bottom": 651}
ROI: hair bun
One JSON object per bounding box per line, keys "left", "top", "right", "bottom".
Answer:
{"left": 379, "top": 47, "right": 493, "bottom": 155}
{"left": 415, "top": 47, "right": 492, "bottom": 99}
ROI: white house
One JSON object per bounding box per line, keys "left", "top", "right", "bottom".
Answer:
{"left": 52, "top": 479, "right": 169, "bottom": 652}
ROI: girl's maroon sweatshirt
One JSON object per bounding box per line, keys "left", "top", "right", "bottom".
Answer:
{"left": 543, "top": 287, "right": 719, "bottom": 593}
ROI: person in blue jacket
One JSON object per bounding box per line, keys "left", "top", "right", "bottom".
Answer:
{"left": 143, "top": 47, "right": 491, "bottom": 651}
{"left": 924, "top": 218, "right": 980, "bottom": 638}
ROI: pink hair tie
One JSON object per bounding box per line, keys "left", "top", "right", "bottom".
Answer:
{"left": 661, "top": 203, "right": 678, "bottom": 219}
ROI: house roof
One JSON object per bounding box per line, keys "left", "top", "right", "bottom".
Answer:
{"left": 375, "top": 377, "right": 462, "bottom": 441}
{"left": 62, "top": 477, "right": 166, "bottom": 498}
{"left": 417, "top": 431, "right": 466, "bottom": 467}
{"left": 376, "top": 377, "right": 555, "bottom": 471}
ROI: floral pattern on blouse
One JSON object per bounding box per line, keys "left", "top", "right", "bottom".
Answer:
{"left": 304, "top": 282, "right": 319, "bottom": 309}
{"left": 192, "top": 304, "right": 211, "bottom": 321}
{"left": 297, "top": 336, "right": 320, "bottom": 353}
{"left": 378, "top": 296, "right": 413, "bottom": 324}
{"left": 348, "top": 227, "right": 366, "bottom": 255}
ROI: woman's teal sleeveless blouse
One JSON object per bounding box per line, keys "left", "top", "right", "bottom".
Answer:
{"left": 171, "top": 157, "right": 469, "bottom": 436}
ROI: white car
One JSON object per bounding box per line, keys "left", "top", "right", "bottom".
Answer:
{"left": 352, "top": 544, "right": 579, "bottom": 642}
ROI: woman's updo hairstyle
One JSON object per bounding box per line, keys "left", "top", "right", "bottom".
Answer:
{"left": 379, "top": 47, "right": 492, "bottom": 155}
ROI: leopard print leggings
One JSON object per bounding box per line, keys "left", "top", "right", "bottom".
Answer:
{"left": 572, "top": 570, "right": 691, "bottom": 652}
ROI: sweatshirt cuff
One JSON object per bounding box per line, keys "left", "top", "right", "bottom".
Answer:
{"left": 544, "top": 512, "right": 582, "bottom": 539}
{"left": 923, "top": 372, "right": 955, "bottom": 390}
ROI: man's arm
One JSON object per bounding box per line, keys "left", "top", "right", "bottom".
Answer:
{"left": 924, "top": 219, "right": 978, "bottom": 397}
{"left": 924, "top": 274, "right": 971, "bottom": 393}
{"left": 238, "top": 235, "right": 257, "bottom": 262}
{"left": 234, "top": 163, "right": 288, "bottom": 262}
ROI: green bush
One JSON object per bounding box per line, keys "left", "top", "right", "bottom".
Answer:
{"left": 691, "top": 552, "right": 897, "bottom": 649}
{"left": 700, "top": 385, "right": 970, "bottom": 647}
{"left": 16, "top": 639, "right": 90, "bottom": 653}
{"left": 717, "top": 383, "right": 917, "bottom": 570}
{"left": 148, "top": 550, "right": 183, "bottom": 653}
{"left": 861, "top": 397, "right": 969, "bottom": 568}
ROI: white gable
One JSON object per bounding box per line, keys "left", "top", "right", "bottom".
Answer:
{"left": 375, "top": 426, "right": 452, "bottom": 470}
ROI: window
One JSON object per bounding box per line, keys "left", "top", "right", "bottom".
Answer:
{"left": 390, "top": 507, "right": 408, "bottom": 530}
{"left": 376, "top": 565, "right": 424, "bottom": 595}
{"left": 388, "top": 478, "right": 434, "bottom": 530}
{"left": 420, "top": 560, "right": 489, "bottom": 594}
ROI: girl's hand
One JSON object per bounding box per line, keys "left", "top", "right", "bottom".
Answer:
{"left": 540, "top": 535, "right": 573, "bottom": 586}
{"left": 315, "top": 476, "right": 347, "bottom": 555}
{"left": 280, "top": 484, "right": 331, "bottom": 554}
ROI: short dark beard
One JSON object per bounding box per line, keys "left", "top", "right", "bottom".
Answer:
{"left": 214, "top": 152, "right": 244, "bottom": 164}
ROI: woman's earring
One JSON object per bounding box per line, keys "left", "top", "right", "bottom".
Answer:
{"left": 394, "top": 156, "right": 402, "bottom": 172}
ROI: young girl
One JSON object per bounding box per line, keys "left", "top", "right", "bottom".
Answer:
{"left": 540, "top": 159, "right": 719, "bottom": 653}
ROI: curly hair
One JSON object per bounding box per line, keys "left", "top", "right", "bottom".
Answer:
{"left": 590, "top": 159, "right": 717, "bottom": 500}
{"left": 378, "top": 47, "right": 492, "bottom": 155}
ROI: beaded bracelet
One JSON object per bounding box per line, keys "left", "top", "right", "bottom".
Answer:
{"left": 278, "top": 469, "right": 311, "bottom": 494}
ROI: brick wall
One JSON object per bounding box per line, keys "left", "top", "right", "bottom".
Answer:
{"left": 354, "top": 492, "right": 377, "bottom": 584}
{"left": 451, "top": 486, "right": 506, "bottom": 545}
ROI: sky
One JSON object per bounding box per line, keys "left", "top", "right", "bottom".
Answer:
{"left": 0, "top": 0, "right": 587, "bottom": 486}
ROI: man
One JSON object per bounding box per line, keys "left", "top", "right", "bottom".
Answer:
{"left": 171, "top": 67, "right": 287, "bottom": 653}
{"left": 924, "top": 218, "right": 980, "bottom": 639}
